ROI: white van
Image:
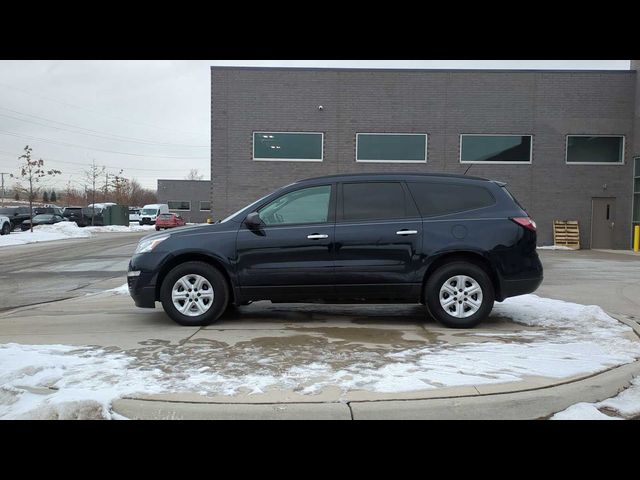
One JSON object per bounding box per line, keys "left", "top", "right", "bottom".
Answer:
{"left": 139, "top": 204, "right": 169, "bottom": 225}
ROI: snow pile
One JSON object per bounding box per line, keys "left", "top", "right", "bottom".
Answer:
{"left": 1, "top": 294, "right": 640, "bottom": 419}
{"left": 0, "top": 222, "right": 155, "bottom": 248}
{"left": 0, "top": 222, "right": 92, "bottom": 247}
{"left": 85, "top": 224, "right": 155, "bottom": 233}
{"left": 537, "top": 245, "right": 574, "bottom": 250}
{"left": 104, "top": 283, "right": 129, "bottom": 295}
{"left": 0, "top": 343, "right": 165, "bottom": 419}
{"left": 551, "top": 376, "right": 640, "bottom": 420}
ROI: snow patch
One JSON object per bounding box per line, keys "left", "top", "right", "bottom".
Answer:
{"left": 1, "top": 295, "right": 640, "bottom": 419}
{"left": 551, "top": 376, "right": 640, "bottom": 420}
{"left": 104, "top": 283, "right": 129, "bottom": 295}
{"left": 537, "top": 245, "right": 574, "bottom": 250}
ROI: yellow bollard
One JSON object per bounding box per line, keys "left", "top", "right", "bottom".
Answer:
{"left": 635, "top": 225, "right": 640, "bottom": 253}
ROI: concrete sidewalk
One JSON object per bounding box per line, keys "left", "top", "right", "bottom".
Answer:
{"left": 1, "top": 278, "right": 639, "bottom": 419}
{"left": 2, "top": 249, "right": 640, "bottom": 419}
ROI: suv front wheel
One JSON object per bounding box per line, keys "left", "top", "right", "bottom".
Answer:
{"left": 425, "top": 261, "right": 495, "bottom": 328}
{"left": 160, "top": 261, "right": 229, "bottom": 326}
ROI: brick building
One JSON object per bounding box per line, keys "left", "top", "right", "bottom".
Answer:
{"left": 211, "top": 64, "right": 640, "bottom": 249}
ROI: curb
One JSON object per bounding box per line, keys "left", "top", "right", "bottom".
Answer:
{"left": 111, "top": 311, "right": 640, "bottom": 420}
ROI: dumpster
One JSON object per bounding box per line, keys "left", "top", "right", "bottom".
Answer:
{"left": 104, "top": 205, "right": 130, "bottom": 226}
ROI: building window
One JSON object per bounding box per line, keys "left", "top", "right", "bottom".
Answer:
{"left": 200, "top": 201, "right": 211, "bottom": 211}
{"left": 168, "top": 201, "right": 191, "bottom": 211}
{"left": 460, "top": 135, "right": 532, "bottom": 164}
{"left": 356, "top": 133, "right": 427, "bottom": 163}
{"left": 566, "top": 135, "right": 624, "bottom": 164}
{"left": 253, "top": 132, "right": 323, "bottom": 162}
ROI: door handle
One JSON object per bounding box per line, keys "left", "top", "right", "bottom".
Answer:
{"left": 307, "top": 234, "right": 329, "bottom": 240}
{"left": 396, "top": 230, "right": 418, "bottom": 236}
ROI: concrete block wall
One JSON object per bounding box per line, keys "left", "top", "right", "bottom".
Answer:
{"left": 211, "top": 67, "right": 637, "bottom": 249}
{"left": 157, "top": 179, "right": 211, "bottom": 224}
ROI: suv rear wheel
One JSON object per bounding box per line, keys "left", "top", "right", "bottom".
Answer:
{"left": 1, "top": 222, "right": 10, "bottom": 235}
{"left": 160, "top": 261, "right": 229, "bottom": 326}
{"left": 425, "top": 261, "right": 494, "bottom": 328}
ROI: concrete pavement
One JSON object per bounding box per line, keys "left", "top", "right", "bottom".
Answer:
{"left": 0, "top": 231, "right": 148, "bottom": 311}
{"left": 2, "top": 245, "right": 640, "bottom": 419}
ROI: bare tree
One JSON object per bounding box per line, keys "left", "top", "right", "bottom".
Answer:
{"left": 185, "top": 169, "right": 204, "bottom": 180}
{"left": 84, "top": 161, "right": 105, "bottom": 226}
{"left": 11, "top": 146, "right": 61, "bottom": 232}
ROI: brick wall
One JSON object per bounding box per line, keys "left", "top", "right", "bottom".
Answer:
{"left": 211, "top": 67, "right": 636, "bottom": 249}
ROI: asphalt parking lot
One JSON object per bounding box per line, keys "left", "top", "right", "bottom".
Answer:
{"left": 1, "top": 236, "right": 640, "bottom": 419}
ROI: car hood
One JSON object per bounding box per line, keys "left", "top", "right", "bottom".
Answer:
{"left": 138, "top": 222, "right": 234, "bottom": 242}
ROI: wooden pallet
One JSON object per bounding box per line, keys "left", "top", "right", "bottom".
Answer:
{"left": 553, "top": 220, "right": 580, "bottom": 249}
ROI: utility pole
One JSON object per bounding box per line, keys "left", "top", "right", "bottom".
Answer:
{"left": 0, "top": 172, "right": 8, "bottom": 206}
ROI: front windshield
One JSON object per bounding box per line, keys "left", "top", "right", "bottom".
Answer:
{"left": 219, "top": 191, "right": 281, "bottom": 224}
{"left": 140, "top": 208, "right": 158, "bottom": 216}
{"left": 33, "top": 214, "right": 54, "bottom": 221}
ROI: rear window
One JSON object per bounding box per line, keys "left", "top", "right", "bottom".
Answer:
{"left": 407, "top": 182, "right": 495, "bottom": 217}
{"left": 158, "top": 214, "right": 174, "bottom": 218}
{"left": 500, "top": 185, "right": 526, "bottom": 212}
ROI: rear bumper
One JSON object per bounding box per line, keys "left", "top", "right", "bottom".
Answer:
{"left": 498, "top": 275, "right": 543, "bottom": 301}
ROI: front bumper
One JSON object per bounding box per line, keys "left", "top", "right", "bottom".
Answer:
{"left": 127, "top": 252, "right": 168, "bottom": 308}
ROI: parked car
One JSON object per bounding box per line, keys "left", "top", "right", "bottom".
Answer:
{"left": 21, "top": 213, "right": 66, "bottom": 230}
{"left": 82, "top": 207, "right": 105, "bottom": 226}
{"left": 33, "top": 206, "right": 64, "bottom": 216}
{"left": 139, "top": 204, "right": 169, "bottom": 225}
{"left": 0, "top": 207, "right": 31, "bottom": 230}
{"left": 62, "top": 207, "right": 87, "bottom": 226}
{"left": 128, "top": 173, "right": 543, "bottom": 328}
{"left": 155, "top": 213, "right": 186, "bottom": 230}
{"left": 129, "top": 207, "right": 141, "bottom": 223}
{"left": 0, "top": 214, "right": 11, "bottom": 235}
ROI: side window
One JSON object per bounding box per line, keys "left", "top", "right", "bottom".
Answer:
{"left": 258, "top": 185, "right": 332, "bottom": 226}
{"left": 407, "top": 182, "right": 495, "bottom": 217}
{"left": 342, "top": 182, "right": 416, "bottom": 221}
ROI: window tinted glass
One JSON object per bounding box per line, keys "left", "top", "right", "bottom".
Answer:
{"left": 168, "top": 201, "right": 190, "bottom": 211}
{"left": 566, "top": 136, "right": 623, "bottom": 164}
{"left": 407, "top": 182, "right": 495, "bottom": 217}
{"left": 357, "top": 134, "right": 427, "bottom": 162}
{"left": 158, "top": 214, "right": 174, "bottom": 218}
{"left": 461, "top": 135, "right": 531, "bottom": 163}
{"left": 259, "top": 185, "right": 331, "bottom": 225}
{"left": 342, "top": 182, "right": 412, "bottom": 221}
{"left": 200, "top": 201, "right": 211, "bottom": 211}
{"left": 253, "top": 132, "right": 323, "bottom": 161}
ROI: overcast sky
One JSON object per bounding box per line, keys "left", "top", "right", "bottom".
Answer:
{"left": 0, "top": 60, "right": 631, "bottom": 192}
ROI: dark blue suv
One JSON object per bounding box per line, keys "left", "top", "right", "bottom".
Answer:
{"left": 128, "top": 173, "right": 543, "bottom": 328}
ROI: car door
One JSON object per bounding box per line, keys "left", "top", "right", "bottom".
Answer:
{"left": 236, "top": 183, "right": 336, "bottom": 300}
{"left": 333, "top": 181, "right": 423, "bottom": 299}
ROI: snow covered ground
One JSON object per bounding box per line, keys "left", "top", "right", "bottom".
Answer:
{"left": 551, "top": 376, "right": 640, "bottom": 420}
{"left": 0, "top": 222, "right": 155, "bottom": 247}
{"left": 1, "top": 294, "right": 639, "bottom": 419}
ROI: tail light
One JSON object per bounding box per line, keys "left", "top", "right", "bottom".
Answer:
{"left": 511, "top": 216, "right": 537, "bottom": 232}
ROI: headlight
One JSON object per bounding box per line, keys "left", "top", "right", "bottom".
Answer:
{"left": 135, "top": 235, "right": 169, "bottom": 254}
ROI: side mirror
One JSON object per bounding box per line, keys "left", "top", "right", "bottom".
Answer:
{"left": 244, "top": 212, "right": 263, "bottom": 230}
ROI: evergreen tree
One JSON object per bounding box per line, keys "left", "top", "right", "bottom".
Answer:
{"left": 42, "top": 191, "right": 49, "bottom": 203}
{"left": 50, "top": 190, "right": 57, "bottom": 202}
{"left": 14, "top": 192, "right": 19, "bottom": 201}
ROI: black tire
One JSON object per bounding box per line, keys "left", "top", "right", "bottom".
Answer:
{"left": 1, "top": 222, "right": 10, "bottom": 235}
{"left": 160, "top": 261, "right": 229, "bottom": 326}
{"left": 425, "top": 261, "right": 494, "bottom": 329}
